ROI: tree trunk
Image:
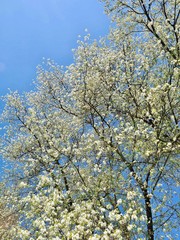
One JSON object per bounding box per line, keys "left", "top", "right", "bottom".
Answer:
{"left": 143, "top": 190, "right": 154, "bottom": 240}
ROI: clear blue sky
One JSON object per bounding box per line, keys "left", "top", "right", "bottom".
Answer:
{"left": 0, "top": 0, "right": 110, "bottom": 175}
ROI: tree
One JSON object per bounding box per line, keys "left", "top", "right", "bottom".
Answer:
{"left": 0, "top": 183, "right": 18, "bottom": 240}
{"left": 0, "top": 0, "right": 179, "bottom": 239}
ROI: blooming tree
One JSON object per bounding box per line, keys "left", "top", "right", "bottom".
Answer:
{"left": 0, "top": 0, "right": 179, "bottom": 239}
{"left": 0, "top": 182, "right": 18, "bottom": 239}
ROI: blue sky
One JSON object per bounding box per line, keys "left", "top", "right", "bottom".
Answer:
{"left": 0, "top": 0, "right": 110, "bottom": 175}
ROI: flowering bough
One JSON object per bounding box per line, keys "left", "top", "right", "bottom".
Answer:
{"left": 0, "top": 0, "right": 179, "bottom": 239}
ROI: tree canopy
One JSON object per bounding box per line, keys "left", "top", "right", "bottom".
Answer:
{"left": 0, "top": 0, "right": 179, "bottom": 239}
